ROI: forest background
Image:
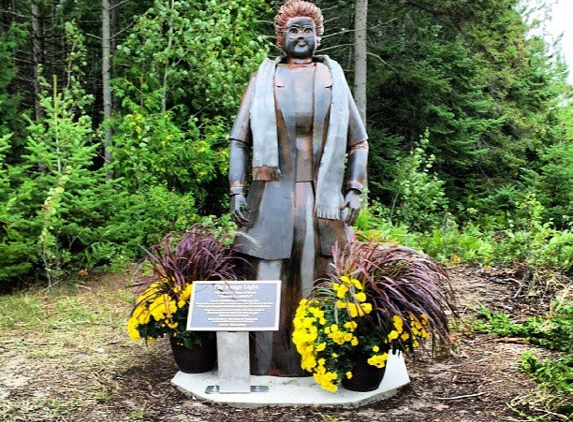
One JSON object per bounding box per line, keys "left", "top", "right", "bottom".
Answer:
{"left": 1, "top": 0, "right": 571, "bottom": 285}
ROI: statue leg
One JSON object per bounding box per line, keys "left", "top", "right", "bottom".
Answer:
{"left": 270, "top": 183, "right": 325, "bottom": 375}
{"left": 249, "top": 183, "right": 330, "bottom": 376}
{"left": 266, "top": 182, "right": 318, "bottom": 376}
{"left": 249, "top": 259, "right": 282, "bottom": 375}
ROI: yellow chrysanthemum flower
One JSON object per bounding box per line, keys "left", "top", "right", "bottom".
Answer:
{"left": 367, "top": 352, "right": 389, "bottom": 368}
{"left": 309, "top": 307, "right": 324, "bottom": 319}
{"left": 350, "top": 278, "right": 362, "bottom": 290}
{"left": 347, "top": 302, "right": 372, "bottom": 317}
{"left": 301, "top": 355, "right": 317, "bottom": 371}
{"left": 388, "top": 330, "right": 399, "bottom": 341}
{"left": 132, "top": 305, "right": 151, "bottom": 325}
{"left": 166, "top": 321, "right": 178, "bottom": 330}
{"left": 314, "top": 371, "right": 338, "bottom": 392}
{"left": 151, "top": 295, "right": 178, "bottom": 321}
{"left": 127, "top": 317, "right": 141, "bottom": 341}
{"left": 392, "top": 315, "right": 404, "bottom": 334}
{"left": 328, "top": 329, "right": 348, "bottom": 345}
{"left": 336, "top": 284, "right": 349, "bottom": 298}
{"left": 177, "top": 284, "right": 193, "bottom": 307}
{"left": 344, "top": 320, "right": 358, "bottom": 331}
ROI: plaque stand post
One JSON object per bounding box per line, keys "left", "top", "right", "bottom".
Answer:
{"left": 204, "top": 331, "right": 268, "bottom": 394}
{"left": 188, "top": 281, "right": 281, "bottom": 395}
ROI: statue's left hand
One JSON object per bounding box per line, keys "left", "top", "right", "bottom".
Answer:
{"left": 230, "top": 194, "right": 250, "bottom": 227}
{"left": 343, "top": 189, "right": 361, "bottom": 226}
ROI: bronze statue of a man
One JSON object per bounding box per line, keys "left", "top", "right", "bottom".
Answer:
{"left": 229, "top": 0, "right": 368, "bottom": 376}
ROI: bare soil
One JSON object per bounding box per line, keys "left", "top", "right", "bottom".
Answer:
{"left": 0, "top": 265, "right": 566, "bottom": 422}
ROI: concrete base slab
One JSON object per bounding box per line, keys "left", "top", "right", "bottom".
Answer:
{"left": 171, "top": 351, "right": 410, "bottom": 407}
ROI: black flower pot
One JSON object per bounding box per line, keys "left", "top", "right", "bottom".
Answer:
{"left": 169, "top": 333, "right": 216, "bottom": 373}
{"left": 341, "top": 351, "right": 387, "bottom": 392}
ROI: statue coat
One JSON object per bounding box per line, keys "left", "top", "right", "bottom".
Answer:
{"left": 229, "top": 55, "right": 368, "bottom": 260}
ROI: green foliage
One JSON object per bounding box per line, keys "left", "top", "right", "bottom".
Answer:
{"left": 121, "top": 185, "right": 198, "bottom": 249}
{"left": 477, "top": 303, "right": 573, "bottom": 417}
{"left": 22, "top": 55, "right": 108, "bottom": 283}
{"left": 0, "top": 22, "right": 27, "bottom": 141}
{"left": 114, "top": 0, "right": 269, "bottom": 116}
{"left": 0, "top": 0, "right": 275, "bottom": 284}
{"left": 357, "top": 191, "right": 572, "bottom": 277}
{"left": 494, "top": 195, "right": 571, "bottom": 273}
{"left": 386, "top": 133, "right": 449, "bottom": 232}
{"left": 0, "top": 0, "right": 571, "bottom": 286}
{"left": 422, "top": 221, "right": 496, "bottom": 266}
{"left": 111, "top": 0, "right": 269, "bottom": 211}
{"left": 0, "top": 133, "right": 37, "bottom": 282}
{"left": 356, "top": 0, "right": 572, "bottom": 225}
{"left": 534, "top": 115, "right": 573, "bottom": 228}
{"left": 357, "top": 132, "right": 450, "bottom": 237}
{"left": 520, "top": 352, "right": 573, "bottom": 412}
{"left": 21, "top": 23, "right": 100, "bottom": 283}
{"left": 474, "top": 304, "right": 541, "bottom": 338}
{"left": 111, "top": 111, "right": 224, "bottom": 197}
{"left": 0, "top": 22, "right": 140, "bottom": 285}
{"left": 0, "top": 24, "right": 30, "bottom": 282}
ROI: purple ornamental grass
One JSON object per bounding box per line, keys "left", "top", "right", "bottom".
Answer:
{"left": 327, "top": 240, "right": 457, "bottom": 352}
{"left": 134, "top": 223, "right": 244, "bottom": 299}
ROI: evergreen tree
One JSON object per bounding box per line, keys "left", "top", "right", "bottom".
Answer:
{"left": 0, "top": 22, "right": 35, "bottom": 283}
{"left": 361, "top": 0, "right": 571, "bottom": 219}
{"left": 0, "top": 21, "right": 134, "bottom": 284}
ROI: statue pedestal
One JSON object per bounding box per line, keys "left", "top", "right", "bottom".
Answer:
{"left": 171, "top": 351, "right": 409, "bottom": 407}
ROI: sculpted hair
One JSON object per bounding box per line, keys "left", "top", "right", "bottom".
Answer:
{"left": 274, "top": 0, "right": 324, "bottom": 48}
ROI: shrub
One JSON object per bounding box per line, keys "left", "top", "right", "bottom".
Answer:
{"left": 477, "top": 302, "right": 573, "bottom": 418}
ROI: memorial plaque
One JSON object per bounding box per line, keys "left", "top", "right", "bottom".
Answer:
{"left": 187, "top": 280, "right": 281, "bottom": 331}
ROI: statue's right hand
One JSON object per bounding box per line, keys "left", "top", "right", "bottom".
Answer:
{"left": 230, "top": 194, "right": 250, "bottom": 227}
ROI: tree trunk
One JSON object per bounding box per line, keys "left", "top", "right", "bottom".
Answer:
{"left": 353, "top": 0, "right": 368, "bottom": 125}
{"left": 31, "top": 1, "right": 44, "bottom": 120}
{"left": 102, "top": 0, "right": 113, "bottom": 176}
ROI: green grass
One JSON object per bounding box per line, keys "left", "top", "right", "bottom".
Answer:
{"left": 0, "top": 273, "right": 171, "bottom": 422}
{"left": 0, "top": 292, "right": 46, "bottom": 329}
{"left": 0, "top": 398, "right": 78, "bottom": 422}
{"left": 0, "top": 275, "right": 133, "bottom": 332}
{"left": 476, "top": 302, "right": 573, "bottom": 419}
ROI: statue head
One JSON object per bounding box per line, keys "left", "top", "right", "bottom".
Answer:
{"left": 274, "top": 0, "right": 324, "bottom": 50}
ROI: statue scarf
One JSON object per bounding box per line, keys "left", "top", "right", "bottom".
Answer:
{"left": 249, "top": 55, "right": 351, "bottom": 220}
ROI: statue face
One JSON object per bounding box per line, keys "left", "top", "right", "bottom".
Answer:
{"left": 283, "top": 17, "right": 318, "bottom": 59}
